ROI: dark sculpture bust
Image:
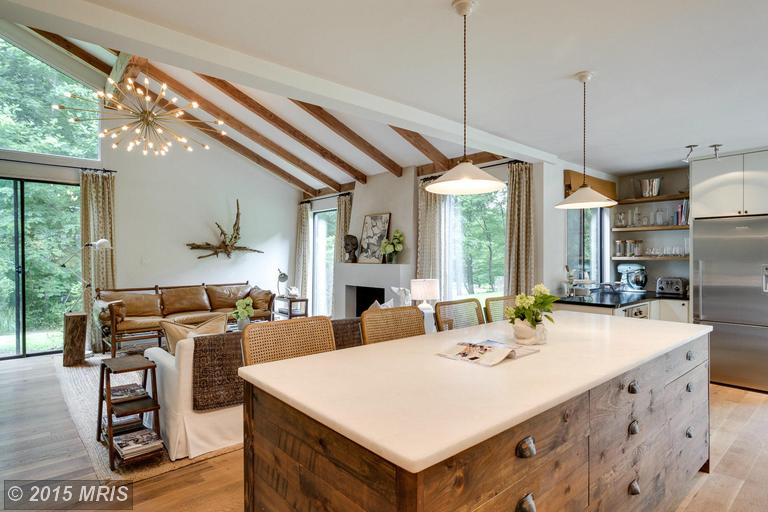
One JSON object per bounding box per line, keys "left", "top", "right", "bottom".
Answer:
{"left": 343, "top": 234, "right": 359, "bottom": 263}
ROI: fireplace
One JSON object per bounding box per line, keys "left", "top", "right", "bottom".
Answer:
{"left": 354, "top": 286, "right": 385, "bottom": 317}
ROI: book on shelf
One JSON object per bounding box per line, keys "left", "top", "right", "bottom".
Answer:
{"left": 438, "top": 340, "right": 539, "bottom": 366}
{"left": 101, "top": 414, "right": 143, "bottom": 437}
{"left": 109, "top": 383, "right": 147, "bottom": 403}
{"left": 113, "top": 429, "right": 164, "bottom": 459}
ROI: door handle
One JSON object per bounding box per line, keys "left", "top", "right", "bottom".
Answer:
{"left": 762, "top": 265, "right": 768, "bottom": 294}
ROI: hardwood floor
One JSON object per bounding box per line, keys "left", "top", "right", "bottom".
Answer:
{"left": 1, "top": 355, "right": 766, "bottom": 511}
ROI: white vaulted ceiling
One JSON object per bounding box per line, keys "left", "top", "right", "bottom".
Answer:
{"left": 3, "top": 0, "right": 768, "bottom": 174}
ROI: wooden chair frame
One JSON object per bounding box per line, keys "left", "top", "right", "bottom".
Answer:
{"left": 360, "top": 306, "right": 425, "bottom": 344}
{"left": 434, "top": 298, "right": 485, "bottom": 332}
{"left": 484, "top": 295, "right": 517, "bottom": 323}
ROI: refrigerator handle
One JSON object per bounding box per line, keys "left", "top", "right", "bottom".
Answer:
{"left": 694, "top": 260, "right": 704, "bottom": 321}
{"left": 763, "top": 265, "right": 768, "bottom": 294}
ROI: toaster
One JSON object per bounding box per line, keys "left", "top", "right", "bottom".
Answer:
{"left": 656, "top": 277, "right": 688, "bottom": 296}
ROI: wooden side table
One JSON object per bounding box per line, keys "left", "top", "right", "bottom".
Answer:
{"left": 273, "top": 296, "right": 309, "bottom": 319}
{"left": 63, "top": 312, "right": 87, "bottom": 366}
{"left": 96, "top": 355, "right": 162, "bottom": 469}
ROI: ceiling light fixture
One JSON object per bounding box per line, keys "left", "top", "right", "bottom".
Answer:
{"left": 682, "top": 144, "right": 698, "bottom": 163}
{"left": 709, "top": 144, "right": 722, "bottom": 160}
{"left": 555, "top": 72, "right": 617, "bottom": 210}
{"left": 425, "top": 0, "right": 505, "bottom": 196}
{"left": 52, "top": 75, "right": 226, "bottom": 157}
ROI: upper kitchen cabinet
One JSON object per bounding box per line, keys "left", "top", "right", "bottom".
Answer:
{"left": 691, "top": 150, "right": 768, "bottom": 218}
{"left": 690, "top": 154, "right": 743, "bottom": 218}
{"left": 743, "top": 151, "right": 768, "bottom": 216}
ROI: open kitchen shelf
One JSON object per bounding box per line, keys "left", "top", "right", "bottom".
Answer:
{"left": 612, "top": 256, "right": 689, "bottom": 261}
{"left": 612, "top": 225, "right": 689, "bottom": 233}
{"left": 617, "top": 192, "right": 689, "bottom": 205}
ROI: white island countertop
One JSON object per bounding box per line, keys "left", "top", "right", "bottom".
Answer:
{"left": 238, "top": 311, "right": 712, "bottom": 473}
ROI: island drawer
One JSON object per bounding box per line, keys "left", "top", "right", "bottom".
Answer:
{"left": 665, "top": 407, "right": 709, "bottom": 500}
{"left": 421, "top": 393, "right": 588, "bottom": 512}
{"left": 663, "top": 335, "right": 709, "bottom": 383}
{"left": 665, "top": 362, "right": 709, "bottom": 423}
{"left": 473, "top": 437, "right": 588, "bottom": 512}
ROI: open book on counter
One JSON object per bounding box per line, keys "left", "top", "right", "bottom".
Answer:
{"left": 438, "top": 340, "right": 539, "bottom": 366}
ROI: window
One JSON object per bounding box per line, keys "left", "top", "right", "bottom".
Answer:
{"left": 566, "top": 208, "right": 604, "bottom": 282}
{"left": 311, "top": 209, "right": 337, "bottom": 316}
{"left": 456, "top": 189, "right": 508, "bottom": 300}
{"left": 1, "top": 178, "right": 82, "bottom": 358}
{"left": 0, "top": 36, "right": 98, "bottom": 159}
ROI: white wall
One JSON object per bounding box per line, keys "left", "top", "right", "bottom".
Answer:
{"left": 347, "top": 167, "right": 418, "bottom": 266}
{"left": 101, "top": 133, "right": 301, "bottom": 290}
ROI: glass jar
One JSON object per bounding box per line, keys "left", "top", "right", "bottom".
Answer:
{"left": 614, "top": 239, "right": 625, "bottom": 257}
{"left": 615, "top": 211, "right": 627, "bottom": 228}
{"left": 625, "top": 240, "right": 636, "bottom": 257}
{"left": 633, "top": 240, "right": 645, "bottom": 257}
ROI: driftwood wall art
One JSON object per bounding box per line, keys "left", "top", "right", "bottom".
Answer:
{"left": 186, "top": 200, "right": 263, "bottom": 259}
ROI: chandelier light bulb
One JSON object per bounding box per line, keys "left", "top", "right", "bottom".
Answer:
{"left": 111, "top": 143, "right": 118, "bottom": 149}
{"left": 107, "top": 77, "right": 115, "bottom": 85}
{"left": 63, "top": 92, "right": 72, "bottom": 98}
{"left": 191, "top": 101, "right": 199, "bottom": 108}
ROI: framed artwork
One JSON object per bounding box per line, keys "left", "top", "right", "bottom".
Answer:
{"left": 358, "top": 213, "right": 391, "bottom": 263}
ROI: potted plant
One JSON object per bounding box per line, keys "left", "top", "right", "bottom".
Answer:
{"left": 231, "top": 297, "right": 255, "bottom": 330}
{"left": 504, "top": 284, "right": 558, "bottom": 345}
{"left": 380, "top": 229, "right": 405, "bottom": 264}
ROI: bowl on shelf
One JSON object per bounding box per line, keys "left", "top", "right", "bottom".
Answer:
{"left": 639, "top": 177, "right": 663, "bottom": 197}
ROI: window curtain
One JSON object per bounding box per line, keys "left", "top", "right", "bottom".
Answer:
{"left": 504, "top": 162, "right": 535, "bottom": 295}
{"left": 294, "top": 202, "right": 312, "bottom": 298}
{"left": 416, "top": 179, "right": 465, "bottom": 300}
{"left": 81, "top": 170, "right": 116, "bottom": 352}
{"left": 334, "top": 193, "right": 352, "bottom": 263}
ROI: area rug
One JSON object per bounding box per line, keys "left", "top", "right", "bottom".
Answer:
{"left": 53, "top": 354, "right": 242, "bottom": 482}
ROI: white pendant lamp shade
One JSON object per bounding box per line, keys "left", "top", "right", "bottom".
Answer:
{"left": 425, "top": 161, "right": 506, "bottom": 195}
{"left": 555, "top": 183, "right": 617, "bottom": 209}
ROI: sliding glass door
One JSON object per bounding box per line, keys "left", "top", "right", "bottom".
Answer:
{"left": 0, "top": 178, "right": 81, "bottom": 358}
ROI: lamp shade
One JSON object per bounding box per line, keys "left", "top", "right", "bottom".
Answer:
{"left": 410, "top": 279, "right": 440, "bottom": 301}
{"left": 555, "top": 183, "right": 617, "bottom": 209}
{"left": 424, "top": 161, "right": 506, "bottom": 195}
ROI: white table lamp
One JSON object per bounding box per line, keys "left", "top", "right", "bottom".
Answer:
{"left": 411, "top": 279, "right": 440, "bottom": 314}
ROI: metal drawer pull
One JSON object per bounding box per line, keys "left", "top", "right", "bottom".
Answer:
{"left": 686, "top": 426, "right": 695, "bottom": 438}
{"left": 628, "top": 420, "right": 640, "bottom": 436}
{"left": 628, "top": 480, "right": 641, "bottom": 495}
{"left": 516, "top": 493, "right": 536, "bottom": 512}
{"left": 627, "top": 380, "right": 640, "bottom": 394}
{"left": 686, "top": 350, "right": 695, "bottom": 361}
{"left": 516, "top": 436, "right": 537, "bottom": 458}
{"left": 686, "top": 382, "right": 694, "bottom": 393}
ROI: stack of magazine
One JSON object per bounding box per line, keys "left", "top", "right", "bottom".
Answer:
{"left": 113, "top": 429, "right": 164, "bottom": 459}
{"left": 110, "top": 383, "right": 148, "bottom": 403}
{"left": 438, "top": 340, "right": 539, "bottom": 366}
{"left": 101, "top": 414, "right": 142, "bottom": 439}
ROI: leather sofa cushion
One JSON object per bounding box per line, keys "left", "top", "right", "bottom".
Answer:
{"left": 249, "top": 288, "right": 273, "bottom": 311}
{"left": 206, "top": 284, "right": 251, "bottom": 310}
{"left": 161, "top": 286, "right": 211, "bottom": 315}
{"left": 116, "top": 315, "right": 163, "bottom": 332}
{"left": 164, "top": 311, "right": 227, "bottom": 325}
{"left": 100, "top": 291, "right": 161, "bottom": 317}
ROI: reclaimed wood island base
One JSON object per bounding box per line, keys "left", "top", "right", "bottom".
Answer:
{"left": 239, "top": 313, "right": 712, "bottom": 512}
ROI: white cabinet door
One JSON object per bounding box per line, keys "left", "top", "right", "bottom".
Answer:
{"left": 658, "top": 300, "right": 689, "bottom": 323}
{"left": 691, "top": 155, "right": 743, "bottom": 218}
{"left": 743, "top": 151, "right": 768, "bottom": 215}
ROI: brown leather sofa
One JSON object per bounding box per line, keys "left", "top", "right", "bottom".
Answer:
{"left": 95, "top": 281, "right": 275, "bottom": 357}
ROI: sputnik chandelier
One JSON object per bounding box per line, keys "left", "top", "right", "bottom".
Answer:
{"left": 52, "top": 75, "right": 227, "bottom": 156}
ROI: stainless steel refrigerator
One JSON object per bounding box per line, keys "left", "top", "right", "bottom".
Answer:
{"left": 693, "top": 215, "right": 768, "bottom": 391}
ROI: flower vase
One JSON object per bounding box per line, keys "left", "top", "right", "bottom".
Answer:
{"left": 513, "top": 319, "right": 547, "bottom": 345}
{"left": 237, "top": 317, "right": 250, "bottom": 331}
{"left": 385, "top": 253, "right": 397, "bottom": 264}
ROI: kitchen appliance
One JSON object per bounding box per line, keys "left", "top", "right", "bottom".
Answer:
{"left": 656, "top": 277, "right": 689, "bottom": 297}
{"left": 693, "top": 215, "right": 768, "bottom": 391}
{"left": 621, "top": 303, "right": 649, "bottom": 319}
{"left": 618, "top": 263, "right": 648, "bottom": 291}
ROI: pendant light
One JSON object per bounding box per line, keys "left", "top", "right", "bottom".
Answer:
{"left": 425, "top": 0, "right": 505, "bottom": 196}
{"left": 555, "top": 72, "right": 617, "bottom": 209}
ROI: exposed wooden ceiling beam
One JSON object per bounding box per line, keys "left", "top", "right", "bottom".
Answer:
{"left": 198, "top": 74, "right": 368, "bottom": 184}
{"left": 390, "top": 126, "right": 450, "bottom": 171}
{"left": 291, "top": 100, "right": 402, "bottom": 177}
{"left": 416, "top": 151, "right": 506, "bottom": 177}
{"left": 154, "top": 95, "right": 317, "bottom": 196}
{"left": 29, "top": 28, "right": 112, "bottom": 75}
{"left": 144, "top": 64, "right": 343, "bottom": 192}
{"left": 106, "top": 53, "right": 146, "bottom": 98}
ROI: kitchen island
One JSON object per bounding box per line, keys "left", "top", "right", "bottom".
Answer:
{"left": 239, "top": 311, "right": 712, "bottom": 512}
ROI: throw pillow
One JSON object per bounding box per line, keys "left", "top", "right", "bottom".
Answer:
{"left": 160, "top": 314, "right": 227, "bottom": 355}
{"left": 368, "top": 299, "right": 394, "bottom": 310}
{"left": 249, "top": 288, "right": 273, "bottom": 311}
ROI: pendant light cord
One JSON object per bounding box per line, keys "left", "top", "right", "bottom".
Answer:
{"left": 582, "top": 79, "right": 587, "bottom": 186}
{"left": 463, "top": 14, "right": 468, "bottom": 161}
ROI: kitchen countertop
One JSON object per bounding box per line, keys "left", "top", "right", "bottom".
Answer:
{"left": 557, "top": 290, "right": 689, "bottom": 309}
{"left": 238, "top": 311, "right": 711, "bottom": 473}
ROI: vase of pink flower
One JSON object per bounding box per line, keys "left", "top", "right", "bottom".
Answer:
{"left": 505, "top": 284, "right": 558, "bottom": 345}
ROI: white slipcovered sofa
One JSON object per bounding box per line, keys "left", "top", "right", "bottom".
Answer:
{"left": 144, "top": 338, "right": 242, "bottom": 461}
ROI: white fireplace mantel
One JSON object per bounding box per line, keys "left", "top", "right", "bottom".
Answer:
{"left": 332, "top": 262, "right": 415, "bottom": 318}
